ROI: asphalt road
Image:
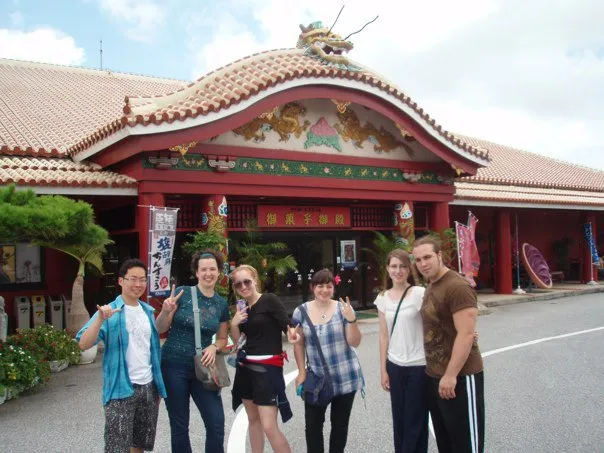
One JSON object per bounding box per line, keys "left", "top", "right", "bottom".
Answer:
{"left": 1, "top": 293, "right": 602, "bottom": 452}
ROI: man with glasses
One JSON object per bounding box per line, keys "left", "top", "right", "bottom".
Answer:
{"left": 77, "top": 258, "right": 166, "bottom": 453}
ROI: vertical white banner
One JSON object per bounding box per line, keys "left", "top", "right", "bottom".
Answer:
{"left": 149, "top": 207, "right": 178, "bottom": 297}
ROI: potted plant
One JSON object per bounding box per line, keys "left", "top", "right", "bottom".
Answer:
{"left": 0, "top": 382, "right": 6, "bottom": 405}
{"left": 31, "top": 324, "right": 81, "bottom": 371}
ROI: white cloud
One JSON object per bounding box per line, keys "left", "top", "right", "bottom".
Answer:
{"left": 97, "top": 0, "right": 164, "bottom": 43}
{"left": 180, "top": 0, "right": 604, "bottom": 170}
{"left": 0, "top": 28, "right": 85, "bottom": 65}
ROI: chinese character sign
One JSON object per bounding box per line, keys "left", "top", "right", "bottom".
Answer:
{"left": 584, "top": 222, "right": 599, "bottom": 265}
{"left": 149, "top": 207, "right": 178, "bottom": 296}
{"left": 257, "top": 206, "right": 351, "bottom": 228}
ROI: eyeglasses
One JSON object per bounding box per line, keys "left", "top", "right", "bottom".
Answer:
{"left": 122, "top": 277, "right": 148, "bottom": 284}
{"left": 233, "top": 278, "right": 253, "bottom": 290}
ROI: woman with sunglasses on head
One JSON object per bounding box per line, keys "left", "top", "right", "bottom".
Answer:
{"left": 375, "top": 249, "right": 427, "bottom": 453}
{"left": 156, "top": 249, "right": 230, "bottom": 453}
{"left": 230, "top": 264, "right": 299, "bottom": 453}
{"left": 291, "top": 268, "right": 364, "bottom": 453}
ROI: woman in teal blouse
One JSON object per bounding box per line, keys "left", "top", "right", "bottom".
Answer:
{"left": 157, "top": 250, "right": 230, "bottom": 453}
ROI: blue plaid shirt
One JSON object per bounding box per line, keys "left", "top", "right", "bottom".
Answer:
{"left": 76, "top": 296, "right": 166, "bottom": 405}
{"left": 292, "top": 302, "right": 364, "bottom": 396}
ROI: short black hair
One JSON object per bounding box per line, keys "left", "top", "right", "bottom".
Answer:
{"left": 190, "top": 249, "right": 224, "bottom": 274}
{"left": 118, "top": 258, "right": 147, "bottom": 278}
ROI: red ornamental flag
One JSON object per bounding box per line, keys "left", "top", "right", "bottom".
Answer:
{"left": 468, "top": 211, "right": 480, "bottom": 277}
{"left": 456, "top": 222, "right": 477, "bottom": 287}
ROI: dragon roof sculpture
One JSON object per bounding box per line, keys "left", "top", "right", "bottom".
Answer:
{"left": 297, "top": 21, "right": 360, "bottom": 71}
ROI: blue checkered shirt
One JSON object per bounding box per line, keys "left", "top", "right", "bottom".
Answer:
{"left": 76, "top": 296, "right": 167, "bottom": 405}
{"left": 292, "top": 302, "right": 364, "bottom": 396}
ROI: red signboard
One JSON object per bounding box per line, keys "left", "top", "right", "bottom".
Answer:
{"left": 257, "top": 206, "right": 351, "bottom": 228}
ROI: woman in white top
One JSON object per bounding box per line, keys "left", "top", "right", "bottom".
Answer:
{"left": 375, "top": 249, "right": 428, "bottom": 453}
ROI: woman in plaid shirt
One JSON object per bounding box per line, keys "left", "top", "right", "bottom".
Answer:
{"left": 292, "top": 268, "right": 364, "bottom": 453}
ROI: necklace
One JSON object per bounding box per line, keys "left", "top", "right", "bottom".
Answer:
{"left": 315, "top": 300, "right": 330, "bottom": 320}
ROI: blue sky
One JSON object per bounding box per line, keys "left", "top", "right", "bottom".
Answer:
{"left": 1, "top": 0, "right": 603, "bottom": 170}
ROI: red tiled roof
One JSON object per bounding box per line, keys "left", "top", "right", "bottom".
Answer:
{"left": 455, "top": 182, "right": 604, "bottom": 207}
{"left": 65, "top": 48, "right": 490, "bottom": 163}
{"left": 0, "top": 58, "right": 188, "bottom": 156}
{"left": 456, "top": 136, "right": 604, "bottom": 192}
{"left": 0, "top": 156, "right": 136, "bottom": 188}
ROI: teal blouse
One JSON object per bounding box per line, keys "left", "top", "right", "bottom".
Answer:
{"left": 161, "top": 286, "right": 230, "bottom": 366}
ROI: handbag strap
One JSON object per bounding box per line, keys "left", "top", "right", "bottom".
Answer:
{"left": 299, "top": 304, "right": 332, "bottom": 382}
{"left": 390, "top": 285, "right": 412, "bottom": 338}
{"left": 191, "top": 286, "right": 203, "bottom": 357}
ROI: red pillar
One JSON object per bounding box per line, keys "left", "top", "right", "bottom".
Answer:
{"left": 201, "top": 195, "right": 229, "bottom": 274}
{"left": 495, "top": 210, "right": 513, "bottom": 294}
{"left": 136, "top": 193, "right": 166, "bottom": 265}
{"left": 430, "top": 201, "right": 450, "bottom": 232}
{"left": 582, "top": 213, "right": 598, "bottom": 283}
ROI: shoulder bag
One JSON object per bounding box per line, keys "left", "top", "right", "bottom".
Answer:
{"left": 191, "top": 286, "right": 231, "bottom": 391}
{"left": 299, "top": 304, "right": 334, "bottom": 406}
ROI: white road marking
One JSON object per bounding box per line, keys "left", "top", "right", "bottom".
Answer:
{"left": 227, "top": 370, "right": 299, "bottom": 453}
{"left": 227, "top": 326, "right": 603, "bottom": 452}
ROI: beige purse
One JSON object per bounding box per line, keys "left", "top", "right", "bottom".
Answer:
{"left": 191, "top": 287, "right": 231, "bottom": 391}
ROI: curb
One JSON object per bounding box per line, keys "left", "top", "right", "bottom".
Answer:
{"left": 480, "top": 286, "right": 604, "bottom": 309}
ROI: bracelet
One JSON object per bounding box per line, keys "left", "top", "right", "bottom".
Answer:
{"left": 348, "top": 318, "right": 357, "bottom": 323}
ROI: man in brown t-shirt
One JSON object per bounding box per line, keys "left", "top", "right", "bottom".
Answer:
{"left": 413, "top": 235, "right": 485, "bottom": 453}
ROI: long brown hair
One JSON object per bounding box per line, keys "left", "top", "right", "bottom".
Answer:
{"left": 384, "top": 249, "right": 419, "bottom": 289}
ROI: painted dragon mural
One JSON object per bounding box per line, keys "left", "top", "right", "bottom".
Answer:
{"left": 232, "top": 103, "right": 310, "bottom": 142}
{"left": 297, "top": 21, "right": 360, "bottom": 71}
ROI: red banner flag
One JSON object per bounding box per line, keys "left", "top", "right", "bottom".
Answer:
{"left": 456, "top": 221, "right": 477, "bottom": 287}
{"left": 468, "top": 211, "right": 480, "bottom": 277}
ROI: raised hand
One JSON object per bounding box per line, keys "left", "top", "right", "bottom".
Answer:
{"left": 161, "top": 284, "right": 184, "bottom": 314}
{"left": 96, "top": 304, "right": 121, "bottom": 320}
{"left": 287, "top": 324, "right": 302, "bottom": 344}
{"left": 339, "top": 296, "right": 357, "bottom": 322}
{"left": 232, "top": 305, "right": 248, "bottom": 327}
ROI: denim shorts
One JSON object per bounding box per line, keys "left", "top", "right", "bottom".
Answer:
{"left": 104, "top": 382, "right": 159, "bottom": 453}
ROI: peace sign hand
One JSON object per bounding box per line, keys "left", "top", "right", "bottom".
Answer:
{"left": 287, "top": 324, "right": 302, "bottom": 344}
{"left": 339, "top": 296, "right": 357, "bottom": 322}
{"left": 161, "top": 284, "right": 183, "bottom": 314}
{"left": 96, "top": 304, "right": 121, "bottom": 320}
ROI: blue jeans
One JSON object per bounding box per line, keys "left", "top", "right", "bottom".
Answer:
{"left": 387, "top": 361, "right": 428, "bottom": 453}
{"left": 161, "top": 361, "right": 225, "bottom": 453}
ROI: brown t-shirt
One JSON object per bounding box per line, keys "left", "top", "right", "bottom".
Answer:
{"left": 421, "top": 270, "right": 483, "bottom": 378}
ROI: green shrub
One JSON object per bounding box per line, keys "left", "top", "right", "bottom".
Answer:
{"left": 0, "top": 342, "right": 45, "bottom": 394}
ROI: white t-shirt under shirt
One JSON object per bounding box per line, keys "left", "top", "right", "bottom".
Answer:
{"left": 374, "top": 286, "right": 426, "bottom": 367}
{"left": 123, "top": 303, "right": 153, "bottom": 385}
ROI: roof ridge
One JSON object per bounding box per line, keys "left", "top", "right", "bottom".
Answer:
{"left": 0, "top": 57, "right": 190, "bottom": 85}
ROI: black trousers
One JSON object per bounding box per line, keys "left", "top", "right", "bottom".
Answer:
{"left": 427, "top": 372, "right": 485, "bottom": 453}
{"left": 304, "top": 391, "right": 356, "bottom": 453}
{"left": 387, "top": 361, "right": 428, "bottom": 453}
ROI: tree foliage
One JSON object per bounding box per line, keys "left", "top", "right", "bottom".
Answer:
{"left": 234, "top": 219, "right": 297, "bottom": 291}
{"left": 0, "top": 185, "right": 99, "bottom": 244}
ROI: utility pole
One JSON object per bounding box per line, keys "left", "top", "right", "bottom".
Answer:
{"left": 100, "top": 39, "right": 103, "bottom": 70}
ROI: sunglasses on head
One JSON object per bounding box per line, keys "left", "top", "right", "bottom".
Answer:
{"left": 233, "top": 278, "right": 254, "bottom": 289}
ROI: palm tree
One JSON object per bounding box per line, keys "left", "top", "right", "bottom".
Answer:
{"left": 234, "top": 220, "right": 297, "bottom": 291}
{"left": 38, "top": 224, "right": 113, "bottom": 337}
{"left": 362, "top": 231, "right": 412, "bottom": 291}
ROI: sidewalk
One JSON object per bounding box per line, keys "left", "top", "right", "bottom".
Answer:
{"left": 475, "top": 282, "right": 604, "bottom": 314}
{"left": 354, "top": 282, "right": 604, "bottom": 321}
